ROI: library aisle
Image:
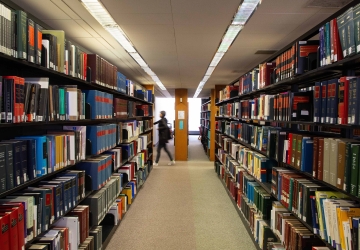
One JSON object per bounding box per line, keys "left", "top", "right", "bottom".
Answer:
{"left": 107, "top": 136, "right": 257, "bottom": 250}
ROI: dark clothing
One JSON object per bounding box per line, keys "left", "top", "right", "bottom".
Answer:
{"left": 154, "top": 117, "right": 169, "bottom": 144}
{"left": 154, "top": 117, "right": 173, "bottom": 163}
{"left": 155, "top": 142, "right": 173, "bottom": 162}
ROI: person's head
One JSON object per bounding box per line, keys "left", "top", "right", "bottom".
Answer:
{"left": 160, "top": 111, "right": 166, "bottom": 118}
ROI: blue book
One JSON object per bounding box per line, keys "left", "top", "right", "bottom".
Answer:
{"left": 87, "top": 125, "right": 100, "bottom": 155}
{"left": 319, "top": 26, "right": 324, "bottom": 66}
{"left": 301, "top": 138, "right": 313, "bottom": 173}
{"left": 325, "top": 22, "right": 331, "bottom": 64}
{"left": 55, "top": 176, "right": 76, "bottom": 209}
{"left": 117, "top": 72, "right": 126, "bottom": 93}
{"left": 128, "top": 182, "right": 135, "bottom": 198}
{"left": 16, "top": 136, "right": 48, "bottom": 177}
{"left": 310, "top": 196, "right": 319, "bottom": 235}
{"left": 147, "top": 90, "right": 152, "bottom": 102}
{"left": 76, "top": 160, "right": 101, "bottom": 190}
{"left": 39, "top": 182, "right": 63, "bottom": 219}
{"left": 353, "top": 77, "right": 360, "bottom": 125}
{"left": 57, "top": 172, "right": 79, "bottom": 204}
{"left": 321, "top": 81, "right": 328, "bottom": 123}
{"left": 45, "top": 135, "right": 56, "bottom": 172}
{"left": 314, "top": 82, "right": 322, "bottom": 122}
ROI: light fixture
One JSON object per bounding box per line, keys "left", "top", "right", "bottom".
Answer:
{"left": 193, "top": 0, "right": 261, "bottom": 97}
{"left": 81, "top": 0, "right": 167, "bottom": 91}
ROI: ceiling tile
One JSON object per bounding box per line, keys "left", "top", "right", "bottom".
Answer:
{"left": 171, "top": 0, "right": 239, "bottom": 13}
{"left": 41, "top": 19, "right": 92, "bottom": 37}
{"left": 12, "top": 0, "right": 72, "bottom": 19}
{"left": 102, "top": 0, "right": 172, "bottom": 13}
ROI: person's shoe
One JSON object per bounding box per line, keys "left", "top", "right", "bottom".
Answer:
{"left": 154, "top": 162, "right": 159, "bottom": 166}
{"left": 168, "top": 160, "right": 175, "bottom": 166}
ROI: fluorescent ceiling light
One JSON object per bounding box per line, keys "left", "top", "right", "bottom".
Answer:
{"left": 81, "top": 0, "right": 167, "bottom": 91}
{"left": 193, "top": 0, "right": 260, "bottom": 97}
{"left": 210, "top": 52, "right": 225, "bottom": 67}
{"left": 129, "top": 52, "right": 148, "bottom": 67}
{"left": 205, "top": 67, "right": 215, "bottom": 76}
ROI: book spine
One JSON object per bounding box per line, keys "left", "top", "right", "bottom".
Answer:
{"left": 350, "top": 144, "right": 360, "bottom": 196}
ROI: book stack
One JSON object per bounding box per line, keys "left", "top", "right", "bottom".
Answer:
{"left": 83, "top": 90, "right": 114, "bottom": 120}
{"left": 82, "top": 177, "right": 121, "bottom": 227}
{"left": 0, "top": 169, "right": 85, "bottom": 244}
{"left": 86, "top": 124, "right": 117, "bottom": 155}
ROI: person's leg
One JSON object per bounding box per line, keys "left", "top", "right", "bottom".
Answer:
{"left": 163, "top": 143, "right": 174, "bottom": 162}
{"left": 155, "top": 143, "right": 163, "bottom": 164}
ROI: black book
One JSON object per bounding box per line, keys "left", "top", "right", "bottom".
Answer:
{"left": 0, "top": 141, "right": 22, "bottom": 185}
{"left": 10, "top": 139, "right": 28, "bottom": 183}
{"left": 0, "top": 143, "right": 14, "bottom": 190}
{"left": 41, "top": 34, "right": 53, "bottom": 69}
{"left": 25, "top": 187, "right": 52, "bottom": 230}
{"left": 3, "top": 78, "right": 14, "bottom": 123}
{"left": 40, "top": 44, "right": 48, "bottom": 68}
{"left": 23, "top": 82, "right": 32, "bottom": 122}
{"left": 16, "top": 138, "right": 36, "bottom": 180}
{"left": 0, "top": 144, "right": 7, "bottom": 192}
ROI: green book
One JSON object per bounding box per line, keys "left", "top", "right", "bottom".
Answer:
{"left": 337, "top": 12, "right": 348, "bottom": 57}
{"left": 15, "top": 10, "right": 27, "bottom": 59}
{"left": 351, "top": 144, "right": 360, "bottom": 196}
{"left": 354, "top": 4, "right": 360, "bottom": 53}
{"left": 58, "top": 88, "right": 65, "bottom": 120}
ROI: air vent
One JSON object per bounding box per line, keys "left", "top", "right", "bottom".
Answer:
{"left": 305, "top": 0, "right": 352, "bottom": 8}
{"left": 255, "top": 50, "right": 277, "bottom": 55}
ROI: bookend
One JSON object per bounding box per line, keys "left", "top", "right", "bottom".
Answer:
{"left": 121, "top": 129, "right": 131, "bottom": 142}
{"left": 86, "top": 67, "right": 91, "bottom": 83}
{"left": 85, "top": 103, "right": 91, "bottom": 120}
{"left": 101, "top": 213, "right": 116, "bottom": 226}
{"left": 85, "top": 174, "right": 93, "bottom": 192}
{"left": 86, "top": 139, "right": 93, "bottom": 156}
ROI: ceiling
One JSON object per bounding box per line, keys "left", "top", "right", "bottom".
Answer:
{"left": 10, "top": 0, "right": 349, "bottom": 97}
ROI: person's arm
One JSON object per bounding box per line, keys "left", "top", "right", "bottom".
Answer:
{"left": 154, "top": 119, "right": 161, "bottom": 125}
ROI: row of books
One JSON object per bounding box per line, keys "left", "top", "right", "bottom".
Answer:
{"left": 219, "top": 76, "right": 356, "bottom": 124}
{"left": 217, "top": 162, "right": 327, "bottom": 250}
{"left": 6, "top": 144, "right": 152, "bottom": 250}
{"left": 218, "top": 3, "right": 360, "bottom": 103}
{"left": 200, "top": 112, "right": 210, "bottom": 120}
{"left": 217, "top": 129, "right": 360, "bottom": 249}
{"left": 0, "top": 4, "right": 133, "bottom": 94}
{"left": 0, "top": 76, "right": 154, "bottom": 123}
{"left": 0, "top": 169, "right": 86, "bottom": 249}
{"left": 0, "top": 128, "right": 85, "bottom": 191}
{"left": 217, "top": 124, "right": 360, "bottom": 198}
{"left": 0, "top": 122, "right": 153, "bottom": 192}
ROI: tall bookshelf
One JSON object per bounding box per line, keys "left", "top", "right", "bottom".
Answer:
{"left": 200, "top": 99, "right": 211, "bottom": 158}
{"left": 0, "top": 1, "right": 154, "bottom": 250}
{"left": 213, "top": 1, "right": 360, "bottom": 250}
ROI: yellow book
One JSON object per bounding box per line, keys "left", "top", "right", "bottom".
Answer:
{"left": 121, "top": 187, "right": 132, "bottom": 205}
{"left": 337, "top": 207, "right": 360, "bottom": 250}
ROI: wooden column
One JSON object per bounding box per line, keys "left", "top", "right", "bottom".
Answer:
{"left": 175, "top": 89, "right": 188, "bottom": 161}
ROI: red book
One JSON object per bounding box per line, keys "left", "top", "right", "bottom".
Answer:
{"left": 332, "top": 18, "right": 343, "bottom": 63}
{"left": 287, "top": 133, "right": 293, "bottom": 165}
{"left": 68, "top": 208, "right": 86, "bottom": 244}
{"left": 0, "top": 212, "right": 10, "bottom": 250}
{"left": 318, "top": 138, "right": 324, "bottom": 180}
{"left": 52, "top": 227, "right": 69, "bottom": 250}
{"left": 338, "top": 77, "right": 355, "bottom": 124}
{"left": 0, "top": 211, "right": 18, "bottom": 250}
{"left": 0, "top": 204, "right": 25, "bottom": 250}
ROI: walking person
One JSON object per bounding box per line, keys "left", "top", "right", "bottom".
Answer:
{"left": 154, "top": 111, "right": 175, "bottom": 166}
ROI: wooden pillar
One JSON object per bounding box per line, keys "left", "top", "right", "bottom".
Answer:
{"left": 175, "top": 89, "right": 188, "bottom": 161}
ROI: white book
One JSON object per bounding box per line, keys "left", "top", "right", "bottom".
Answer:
{"left": 54, "top": 216, "right": 80, "bottom": 250}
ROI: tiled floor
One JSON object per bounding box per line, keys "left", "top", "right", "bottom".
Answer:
{"left": 106, "top": 136, "right": 257, "bottom": 250}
